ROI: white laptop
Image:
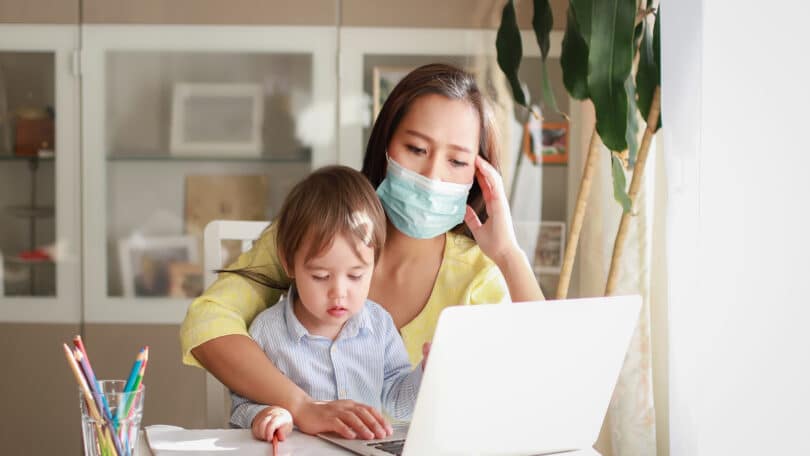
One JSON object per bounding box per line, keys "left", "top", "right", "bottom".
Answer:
{"left": 319, "top": 295, "right": 641, "bottom": 456}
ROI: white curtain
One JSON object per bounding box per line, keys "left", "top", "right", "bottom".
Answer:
{"left": 568, "top": 101, "right": 668, "bottom": 455}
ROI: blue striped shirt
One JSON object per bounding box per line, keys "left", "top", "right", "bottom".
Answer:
{"left": 230, "top": 288, "right": 422, "bottom": 428}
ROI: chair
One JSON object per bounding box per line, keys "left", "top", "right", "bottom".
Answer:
{"left": 0, "top": 250, "right": 4, "bottom": 296}
{"left": 202, "top": 220, "right": 271, "bottom": 428}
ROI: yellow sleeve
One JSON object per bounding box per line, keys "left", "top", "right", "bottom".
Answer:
{"left": 469, "top": 262, "right": 511, "bottom": 306}
{"left": 179, "top": 224, "right": 290, "bottom": 367}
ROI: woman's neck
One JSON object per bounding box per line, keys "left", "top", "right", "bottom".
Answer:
{"left": 380, "top": 221, "right": 446, "bottom": 265}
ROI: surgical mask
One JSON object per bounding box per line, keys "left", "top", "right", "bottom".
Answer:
{"left": 376, "top": 155, "right": 473, "bottom": 239}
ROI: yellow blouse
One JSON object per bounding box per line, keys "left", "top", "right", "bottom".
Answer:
{"left": 180, "top": 224, "right": 509, "bottom": 367}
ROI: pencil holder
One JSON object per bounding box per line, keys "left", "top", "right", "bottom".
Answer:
{"left": 79, "top": 380, "right": 145, "bottom": 456}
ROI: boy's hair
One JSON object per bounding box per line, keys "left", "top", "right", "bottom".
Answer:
{"left": 276, "top": 165, "right": 386, "bottom": 272}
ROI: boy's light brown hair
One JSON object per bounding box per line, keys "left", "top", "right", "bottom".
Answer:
{"left": 275, "top": 165, "right": 386, "bottom": 272}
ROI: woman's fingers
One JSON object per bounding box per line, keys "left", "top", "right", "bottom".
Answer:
{"left": 339, "top": 409, "right": 375, "bottom": 440}
{"left": 464, "top": 205, "right": 482, "bottom": 234}
{"left": 332, "top": 417, "right": 357, "bottom": 440}
{"left": 475, "top": 155, "right": 505, "bottom": 202}
{"left": 355, "top": 405, "right": 392, "bottom": 438}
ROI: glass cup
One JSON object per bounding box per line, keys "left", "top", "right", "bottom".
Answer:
{"left": 79, "top": 380, "right": 145, "bottom": 456}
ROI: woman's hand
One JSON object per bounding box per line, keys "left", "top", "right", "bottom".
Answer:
{"left": 464, "top": 155, "right": 545, "bottom": 301}
{"left": 251, "top": 406, "right": 293, "bottom": 442}
{"left": 295, "top": 400, "right": 393, "bottom": 440}
{"left": 464, "top": 155, "right": 521, "bottom": 265}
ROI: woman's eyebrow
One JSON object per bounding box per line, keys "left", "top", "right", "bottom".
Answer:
{"left": 404, "top": 129, "right": 473, "bottom": 154}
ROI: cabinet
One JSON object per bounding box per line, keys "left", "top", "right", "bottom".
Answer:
{"left": 0, "top": 24, "right": 81, "bottom": 322}
{"left": 0, "top": 23, "right": 571, "bottom": 322}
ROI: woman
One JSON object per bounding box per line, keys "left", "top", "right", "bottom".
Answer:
{"left": 180, "top": 63, "right": 544, "bottom": 440}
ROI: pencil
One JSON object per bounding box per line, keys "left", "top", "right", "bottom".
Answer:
{"left": 272, "top": 433, "right": 279, "bottom": 455}
{"left": 116, "top": 348, "right": 144, "bottom": 428}
{"left": 73, "top": 336, "right": 114, "bottom": 424}
{"left": 124, "top": 346, "right": 149, "bottom": 421}
{"left": 63, "top": 343, "right": 122, "bottom": 456}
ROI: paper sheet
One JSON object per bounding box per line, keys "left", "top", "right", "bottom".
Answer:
{"left": 144, "top": 425, "right": 351, "bottom": 456}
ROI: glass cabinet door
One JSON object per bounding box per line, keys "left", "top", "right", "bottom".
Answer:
{"left": 81, "top": 25, "right": 337, "bottom": 323}
{"left": 0, "top": 25, "right": 81, "bottom": 322}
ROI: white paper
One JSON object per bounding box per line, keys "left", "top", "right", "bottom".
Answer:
{"left": 144, "top": 425, "right": 351, "bottom": 456}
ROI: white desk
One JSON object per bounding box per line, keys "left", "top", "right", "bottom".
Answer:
{"left": 136, "top": 426, "right": 602, "bottom": 456}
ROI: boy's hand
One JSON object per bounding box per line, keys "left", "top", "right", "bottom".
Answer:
{"left": 251, "top": 406, "right": 293, "bottom": 442}
{"left": 421, "top": 342, "right": 431, "bottom": 371}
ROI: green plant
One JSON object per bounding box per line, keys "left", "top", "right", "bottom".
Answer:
{"left": 496, "top": 0, "right": 661, "bottom": 298}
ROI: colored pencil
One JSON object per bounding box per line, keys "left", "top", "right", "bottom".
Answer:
{"left": 272, "top": 433, "right": 279, "bottom": 455}
{"left": 73, "top": 336, "right": 113, "bottom": 422}
{"left": 116, "top": 349, "right": 144, "bottom": 428}
{"left": 124, "top": 346, "right": 149, "bottom": 421}
{"left": 122, "top": 349, "right": 144, "bottom": 393}
{"left": 63, "top": 343, "right": 122, "bottom": 456}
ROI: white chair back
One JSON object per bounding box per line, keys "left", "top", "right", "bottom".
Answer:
{"left": 202, "top": 220, "right": 271, "bottom": 427}
{"left": 0, "top": 250, "right": 4, "bottom": 296}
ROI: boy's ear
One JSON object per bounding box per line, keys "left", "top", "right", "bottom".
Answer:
{"left": 278, "top": 250, "right": 293, "bottom": 278}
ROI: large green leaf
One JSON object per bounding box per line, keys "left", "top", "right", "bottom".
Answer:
{"left": 533, "top": 0, "right": 559, "bottom": 112}
{"left": 611, "top": 154, "right": 632, "bottom": 212}
{"left": 570, "top": 0, "right": 592, "bottom": 41}
{"left": 561, "top": 5, "right": 590, "bottom": 100}
{"left": 624, "top": 75, "right": 640, "bottom": 167}
{"left": 587, "top": 0, "right": 636, "bottom": 152}
{"left": 637, "top": 9, "right": 662, "bottom": 130}
{"left": 496, "top": 0, "right": 526, "bottom": 107}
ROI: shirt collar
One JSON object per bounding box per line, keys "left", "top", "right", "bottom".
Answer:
{"left": 282, "top": 285, "right": 375, "bottom": 342}
{"left": 282, "top": 286, "right": 310, "bottom": 342}
{"left": 339, "top": 302, "right": 375, "bottom": 339}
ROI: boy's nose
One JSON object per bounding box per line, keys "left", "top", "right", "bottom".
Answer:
{"left": 328, "top": 278, "right": 348, "bottom": 301}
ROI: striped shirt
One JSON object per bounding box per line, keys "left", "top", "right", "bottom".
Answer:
{"left": 229, "top": 287, "right": 423, "bottom": 428}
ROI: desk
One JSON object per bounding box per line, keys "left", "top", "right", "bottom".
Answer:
{"left": 136, "top": 426, "right": 602, "bottom": 456}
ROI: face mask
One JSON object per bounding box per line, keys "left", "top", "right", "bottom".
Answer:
{"left": 376, "top": 155, "right": 473, "bottom": 239}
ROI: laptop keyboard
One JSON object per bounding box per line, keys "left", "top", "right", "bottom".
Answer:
{"left": 367, "top": 439, "right": 406, "bottom": 455}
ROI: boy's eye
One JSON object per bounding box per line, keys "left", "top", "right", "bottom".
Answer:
{"left": 348, "top": 274, "right": 364, "bottom": 281}
{"left": 312, "top": 274, "right": 329, "bottom": 281}
{"left": 406, "top": 145, "right": 427, "bottom": 155}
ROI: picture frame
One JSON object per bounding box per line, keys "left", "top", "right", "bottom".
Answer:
{"left": 534, "top": 221, "right": 566, "bottom": 274}
{"left": 541, "top": 122, "right": 569, "bottom": 165}
{"left": 372, "top": 66, "right": 412, "bottom": 120}
{"left": 170, "top": 83, "right": 264, "bottom": 157}
{"left": 118, "top": 235, "right": 199, "bottom": 297}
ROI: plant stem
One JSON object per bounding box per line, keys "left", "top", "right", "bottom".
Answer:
{"left": 604, "top": 86, "right": 661, "bottom": 295}
{"left": 556, "top": 127, "right": 601, "bottom": 299}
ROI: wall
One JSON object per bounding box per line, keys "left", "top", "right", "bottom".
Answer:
{"left": 666, "top": 0, "right": 810, "bottom": 454}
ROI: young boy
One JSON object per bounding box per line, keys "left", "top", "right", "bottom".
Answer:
{"left": 227, "top": 166, "right": 425, "bottom": 442}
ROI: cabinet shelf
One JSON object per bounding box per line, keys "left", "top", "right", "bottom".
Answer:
{"left": 4, "top": 205, "right": 55, "bottom": 218}
{"left": 106, "top": 153, "right": 310, "bottom": 163}
{"left": 3, "top": 256, "right": 54, "bottom": 265}
{"left": 0, "top": 155, "right": 55, "bottom": 162}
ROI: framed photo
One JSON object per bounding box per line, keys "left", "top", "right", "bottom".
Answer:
{"left": 534, "top": 221, "right": 566, "bottom": 274}
{"left": 372, "top": 66, "right": 412, "bottom": 120}
{"left": 118, "top": 235, "right": 199, "bottom": 297}
{"left": 170, "top": 83, "right": 264, "bottom": 157}
{"left": 541, "top": 122, "right": 569, "bottom": 164}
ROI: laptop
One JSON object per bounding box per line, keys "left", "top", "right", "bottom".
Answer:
{"left": 318, "top": 295, "right": 641, "bottom": 456}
